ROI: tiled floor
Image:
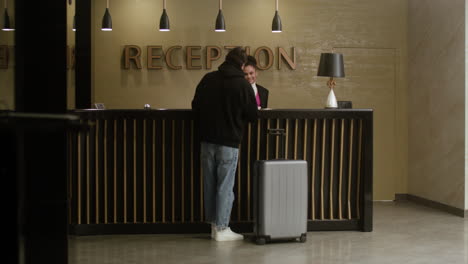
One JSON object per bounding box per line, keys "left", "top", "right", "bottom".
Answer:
{"left": 69, "top": 201, "right": 468, "bottom": 264}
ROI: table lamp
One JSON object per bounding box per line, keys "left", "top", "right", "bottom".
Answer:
{"left": 317, "top": 53, "right": 345, "bottom": 109}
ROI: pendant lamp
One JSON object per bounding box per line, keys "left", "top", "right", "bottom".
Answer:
{"left": 159, "top": 0, "right": 170, "bottom": 31}
{"left": 72, "top": 15, "right": 76, "bottom": 31}
{"left": 215, "top": 0, "right": 225, "bottom": 32}
{"left": 2, "top": 0, "right": 14, "bottom": 31}
{"left": 101, "top": 0, "right": 112, "bottom": 31}
{"left": 272, "top": 0, "right": 282, "bottom": 33}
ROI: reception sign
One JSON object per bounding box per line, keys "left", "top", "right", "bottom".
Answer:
{"left": 123, "top": 45, "right": 296, "bottom": 70}
{"left": 1, "top": 45, "right": 296, "bottom": 71}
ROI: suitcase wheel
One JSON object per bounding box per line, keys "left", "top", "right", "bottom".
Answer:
{"left": 299, "top": 234, "right": 307, "bottom": 243}
{"left": 255, "top": 237, "right": 266, "bottom": 245}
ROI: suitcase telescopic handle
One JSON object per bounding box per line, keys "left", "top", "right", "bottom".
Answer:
{"left": 267, "top": 128, "right": 286, "bottom": 159}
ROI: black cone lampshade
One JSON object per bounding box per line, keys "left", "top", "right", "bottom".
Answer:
{"left": 317, "top": 53, "right": 345, "bottom": 78}
{"left": 102, "top": 8, "right": 112, "bottom": 31}
{"left": 215, "top": 10, "right": 225, "bottom": 32}
{"left": 215, "top": 0, "right": 225, "bottom": 32}
{"left": 272, "top": 10, "right": 282, "bottom": 32}
{"left": 159, "top": 9, "right": 170, "bottom": 31}
{"left": 72, "top": 15, "right": 76, "bottom": 31}
{"left": 272, "top": 0, "right": 282, "bottom": 32}
{"left": 2, "top": 2, "right": 14, "bottom": 31}
{"left": 159, "top": 0, "right": 170, "bottom": 31}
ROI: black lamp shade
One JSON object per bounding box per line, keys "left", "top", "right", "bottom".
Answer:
{"left": 272, "top": 10, "right": 282, "bottom": 32}
{"left": 72, "top": 15, "right": 76, "bottom": 31}
{"left": 102, "top": 8, "right": 112, "bottom": 30}
{"left": 215, "top": 10, "right": 225, "bottom": 31}
{"left": 317, "top": 53, "right": 345, "bottom": 77}
{"left": 159, "top": 9, "right": 170, "bottom": 31}
{"left": 3, "top": 8, "right": 12, "bottom": 30}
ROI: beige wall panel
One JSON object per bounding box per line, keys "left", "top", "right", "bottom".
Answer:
{"left": 466, "top": 0, "right": 468, "bottom": 210}
{"left": 335, "top": 48, "right": 397, "bottom": 200}
{"left": 0, "top": 1, "right": 15, "bottom": 110}
{"left": 409, "top": 0, "right": 465, "bottom": 209}
{"left": 87, "top": 0, "right": 408, "bottom": 199}
{"left": 67, "top": 2, "right": 76, "bottom": 109}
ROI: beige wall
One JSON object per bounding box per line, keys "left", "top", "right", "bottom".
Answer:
{"left": 466, "top": 0, "right": 468, "bottom": 210}
{"left": 81, "top": 0, "right": 409, "bottom": 200}
{"left": 0, "top": 1, "right": 15, "bottom": 110}
{"left": 67, "top": 2, "right": 76, "bottom": 109}
{"left": 409, "top": 0, "right": 465, "bottom": 209}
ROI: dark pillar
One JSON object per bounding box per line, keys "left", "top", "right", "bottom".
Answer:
{"left": 75, "top": 0, "right": 92, "bottom": 109}
{"left": 14, "top": 1, "right": 69, "bottom": 263}
{"left": 1, "top": 119, "right": 18, "bottom": 264}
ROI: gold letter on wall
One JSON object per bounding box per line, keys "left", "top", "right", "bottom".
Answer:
{"left": 224, "top": 46, "right": 240, "bottom": 51}
{"left": 147, "top": 46, "right": 163, "bottom": 69}
{"left": 186, "top": 46, "right": 202, "bottom": 70}
{"left": 0, "top": 45, "right": 8, "bottom": 69}
{"left": 254, "top": 46, "right": 274, "bottom": 70}
{"left": 124, "top": 45, "right": 142, "bottom": 69}
{"left": 206, "top": 46, "right": 221, "bottom": 69}
{"left": 165, "top": 46, "right": 182, "bottom": 70}
{"left": 278, "top": 47, "right": 296, "bottom": 70}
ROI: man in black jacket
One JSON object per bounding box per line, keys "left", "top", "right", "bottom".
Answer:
{"left": 192, "top": 47, "right": 258, "bottom": 241}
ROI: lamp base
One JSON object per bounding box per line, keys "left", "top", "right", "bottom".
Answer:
{"left": 325, "top": 88, "right": 338, "bottom": 109}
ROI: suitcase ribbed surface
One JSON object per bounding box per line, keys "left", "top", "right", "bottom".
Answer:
{"left": 255, "top": 160, "right": 308, "bottom": 239}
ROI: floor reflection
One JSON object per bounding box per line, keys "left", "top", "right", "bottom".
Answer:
{"left": 69, "top": 202, "right": 468, "bottom": 264}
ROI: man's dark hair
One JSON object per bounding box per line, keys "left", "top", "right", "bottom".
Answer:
{"left": 225, "top": 47, "right": 248, "bottom": 69}
{"left": 245, "top": 55, "right": 257, "bottom": 69}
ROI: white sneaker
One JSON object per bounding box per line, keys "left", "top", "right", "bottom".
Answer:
{"left": 214, "top": 227, "right": 244, "bottom": 242}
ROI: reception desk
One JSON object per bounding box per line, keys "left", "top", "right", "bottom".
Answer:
{"left": 68, "top": 109, "right": 373, "bottom": 235}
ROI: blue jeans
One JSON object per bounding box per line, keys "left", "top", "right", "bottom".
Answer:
{"left": 201, "top": 142, "right": 239, "bottom": 229}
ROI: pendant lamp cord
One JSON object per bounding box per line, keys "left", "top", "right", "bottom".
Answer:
{"left": 276, "top": 0, "right": 278, "bottom": 11}
{"left": 219, "top": 0, "right": 222, "bottom": 10}
{"left": 163, "top": 0, "right": 166, "bottom": 9}
{"left": 107, "top": 0, "right": 109, "bottom": 9}
{"left": 5, "top": 0, "right": 7, "bottom": 9}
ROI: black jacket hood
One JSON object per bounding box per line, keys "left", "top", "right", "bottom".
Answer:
{"left": 192, "top": 60, "right": 258, "bottom": 148}
{"left": 218, "top": 61, "right": 245, "bottom": 78}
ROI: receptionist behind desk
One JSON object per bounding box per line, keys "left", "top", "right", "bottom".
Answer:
{"left": 243, "top": 55, "right": 269, "bottom": 109}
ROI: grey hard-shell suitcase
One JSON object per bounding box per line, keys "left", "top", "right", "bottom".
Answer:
{"left": 253, "top": 129, "right": 308, "bottom": 245}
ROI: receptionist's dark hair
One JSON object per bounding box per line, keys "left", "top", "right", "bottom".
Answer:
{"left": 244, "top": 55, "right": 257, "bottom": 69}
